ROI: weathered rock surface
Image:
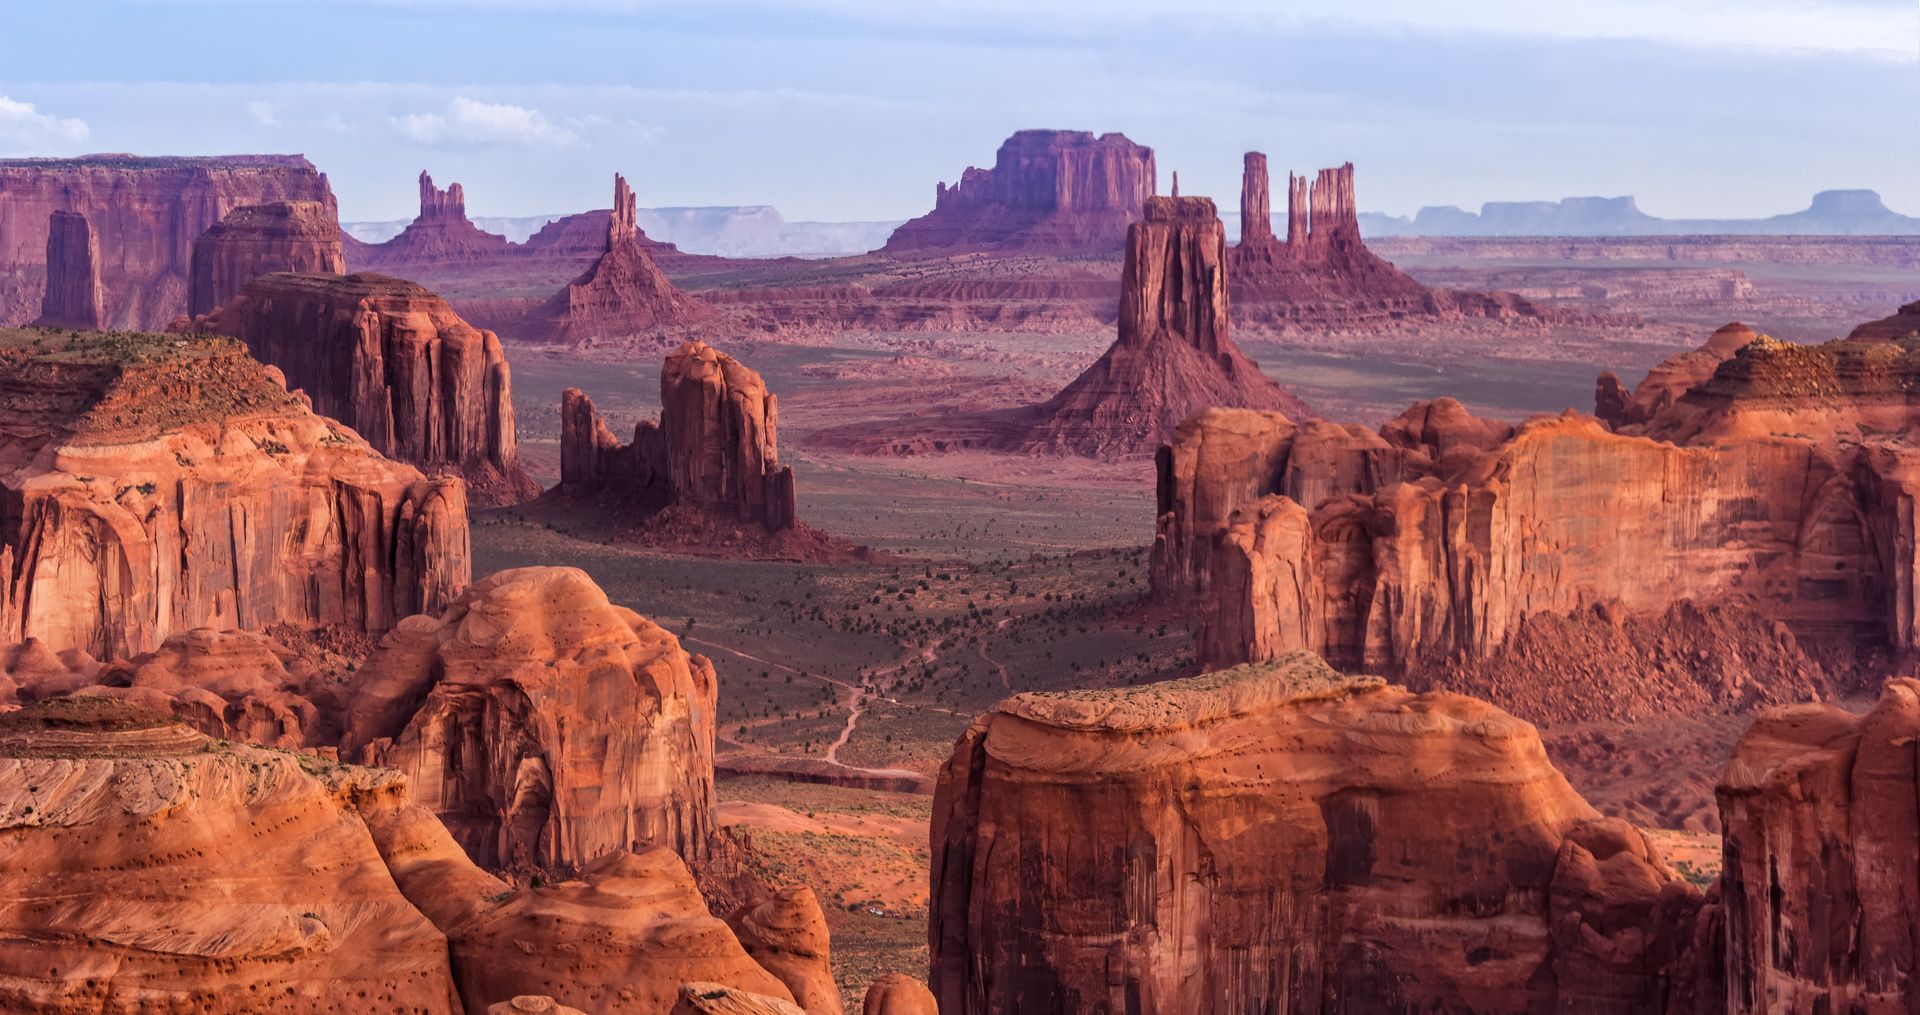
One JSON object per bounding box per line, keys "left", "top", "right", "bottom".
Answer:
{"left": 190, "top": 270, "right": 537, "bottom": 504}
{"left": 1850, "top": 298, "right": 1920, "bottom": 341}
{"left": 521, "top": 174, "right": 711, "bottom": 344}
{"left": 187, "top": 200, "right": 345, "bottom": 317}
{"left": 930, "top": 654, "right": 1704, "bottom": 1014}
{"left": 861, "top": 975, "right": 937, "bottom": 1015}
{"left": 0, "top": 698, "right": 465, "bottom": 1013}
{"left": 488, "top": 998, "right": 587, "bottom": 1015}
{"left": 671, "top": 983, "right": 807, "bottom": 1015}
{"left": 883, "top": 129, "right": 1156, "bottom": 255}
{"left": 0, "top": 328, "right": 468, "bottom": 660}
{"left": 1716, "top": 678, "right": 1920, "bottom": 1014}
{"left": 560, "top": 340, "right": 798, "bottom": 533}
{"left": 343, "top": 566, "right": 717, "bottom": 870}
{"left": 1165, "top": 322, "right": 1920, "bottom": 721}
{"left": 725, "top": 886, "right": 842, "bottom": 1015}
{"left": 1595, "top": 322, "right": 1759, "bottom": 428}
{"left": 31, "top": 211, "right": 103, "bottom": 329}
{"left": 0, "top": 154, "right": 333, "bottom": 330}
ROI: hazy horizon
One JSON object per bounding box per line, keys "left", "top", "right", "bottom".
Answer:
{"left": 4, "top": 0, "right": 1917, "bottom": 223}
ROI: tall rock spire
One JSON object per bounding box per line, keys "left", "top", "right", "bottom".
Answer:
{"left": 1286, "top": 172, "right": 1309, "bottom": 247}
{"left": 1240, "top": 152, "right": 1273, "bottom": 245}
{"left": 608, "top": 172, "right": 638, "bottom": 252}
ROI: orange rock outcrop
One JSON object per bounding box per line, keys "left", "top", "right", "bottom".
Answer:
{"left": 861, "top": 975, "right": 937, "bottom": 1015}
{"left": 187, "top": 200, "right": 345, "bottom": 317}
{"left": 342, "top": 566, "right": 717, "bottom": 870}
{"left": 930, "top": 654, "right": 1706, "bottom": 1013}
{"left": 0, "top": 328, "right": 468, "bottom": 660}
{"left": 725, "top": 886, "right": 843, "bottom": 1015}
{"left": 189, "top": 271, "right": 537, "bottom": 503}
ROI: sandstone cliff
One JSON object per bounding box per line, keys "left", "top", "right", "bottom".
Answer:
{"left": 31, "top": 211, "right": 103, "bottom": 329}
{"left": 1162, "top": 323, "right": 1920, "bottom": 719}
{"left": 930, "top": 654, "right": 1705, "bottom": 1014}
{"left": 0, "top": 328, "right": 468, "bottom": 661}
{"left": 521, "top": 174, "right": 711, "bottom": 345}
{"left": 187, "top": 200, "right": 345, "bottom": 317}
{"left": 190, "top": 271, "right": 538, "bottom": 504}
{"left": 0, "top": 154, "right": 333, "bottom": 329}
{"left": 1850, "top": 299, "right": 1920, "bottom": 341}
{"left": 1716, "top": 679, "right": 1920, "bottom": 1014}
{"left": 883, "top": 129, "right": 1156, "bottom": 255}
{"left": 559, "top": 340, "right": 798, "bottom": 533}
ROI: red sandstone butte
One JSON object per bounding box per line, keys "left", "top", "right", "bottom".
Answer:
{"left": 0, "top": 154, "right": 333, "bottom": 330}
{"left": 0, "top": 328, "right": 468, "bottom": 660}
{"left": 1229, "top": 153, "right": 1552, "bottom": 328}
{"left": 882, "top": 129, "right": 1156, "bottom": 255}
{"left": 356, "top": 171, "right": 510, "bottom": 266}
{"left": 1159, "top": 318, "right": 1920, "bottom": 723}
{"left": 190, "top": 271, "right": 538, "bottom": 504}
{"left": 1849, "top": 298, "right": 1920, "bottom": 341}
{"left": 930, "top": 654, "right": 1707, "bottom": 1013}
{"left": 187, "top": 200, "right": 345, "bottom": 317}
{"left": 521, "top": 174, "right": 711, "bottom": 344}
{"left": 559, "top": 340, "right": 797, "bottom": 533}
{"left": 30, "top": 210, "right": 104, "bottom": 329}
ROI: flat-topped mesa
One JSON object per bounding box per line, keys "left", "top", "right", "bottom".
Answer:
{"left": 341, "top": 566, "right": 718, "bottom": 870}
{"left": 0, "top": 154, "right": 331, "bottom": 330}
{"left": 0, "top": 328, "right": 469, "bottom": 660}
{"left": 930, "top": 653, "right": 1705, "bottom": 1014}
{"left": 881, "top": 129, "right": 1157, "bottom": 254}
{"left": 1168, "top": 316, "right": 1920, "bottom": 721}
{"left": 31, "top": 211, "right": 103, "bottom": 330}
{"left": 189, "top": 271, "right": 538, "bottom": 504}
{"left": 1000, "top": 193, "right": 1310, "bottom": 455}
{"left": 359, "top": 171, "right": 511, "bottom": 265}
{"left": 186, "top": 200, "right": 345, "bottom": 317}
{"left": 558, "top": 341, "right": 797, "bottom": 532}
{"left": 521, "top": 173, "right": 711, "bottom": 345}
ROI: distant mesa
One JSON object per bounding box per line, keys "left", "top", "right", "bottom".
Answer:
{"left": 352, "top": 171, "right": 512, "bottom": 266}
{"left": 1360, "top": 187, "right": 1920, "bottom": 237}
{"left": 519, "top": 173, "right": 713, "bottom": 345}
{"left": 188, "top": 270, "right": 539, "bottom": 504}
{"left": 827, "top": 191, "right": 1310, "bottom": 457}
{"left": 882, "top": 129, "right": 1156, "bottom": 255}
{"left": 0, "top": 153, "right": 334, "bottom": 330}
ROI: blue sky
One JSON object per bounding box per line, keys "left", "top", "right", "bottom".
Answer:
{"left": 3, "top": 0, "right": 1916, "bottom": 222}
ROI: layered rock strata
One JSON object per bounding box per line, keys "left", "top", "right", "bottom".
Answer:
{"left": 930, "top": 654, "right": 1705, "bottom": 1014}
{"left": 883, "top": 129, "right": 1156, "bottom": 254}
{"left": 190, "top": 271, "right": 537, "bottom": 503}
{"left": 31, "top": 211, "right": 104, "bottom": 329}
{"left": 342, "top": 566, "right": 717, "bottom": 869}
{"left": 0, "top": 328, "right": 468, "bottom": 660}
{"left": 187, "top": 200, "right": 345, "bottom": 317}
{"left": 0, "top": 154, "right": 333, "bottom": 329}
{"left": 560, "top": 340, "right": 798, "bottom": 532}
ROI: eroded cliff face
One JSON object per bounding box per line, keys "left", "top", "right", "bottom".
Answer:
{"left": 883, "top": 129, "right": 1156, "bottom": 255}
{"left": 190, "top": 271, "right": 538, "bottom": 504}
{"left": 560, "top": 340, "right": 798, "bottom": 533}
{"left": 1716, "top": 679, "right": 1920, "bottom": 1014}
{"left": 342, "top": 566, "right": 717, "bottom": 870}
{"left": 929, "top": 654, "right": 1706, "bottom": 1014}
{"left": 0, "top": 329, "right": 468, "bottom": 661}
{"left": 31, "top": 211, "right": 103, "bottom": 330}
{"left": 521, "top": 174, "right": 711, "bottom": 344}
{"left": 187, "top": 200, "right": 345, "bottom": 317}
{"left": 1163, "top": 324, "right": 1920, "bottom": 714}
{"left": 0, "top": 154, "right": 333, "bottom": 329}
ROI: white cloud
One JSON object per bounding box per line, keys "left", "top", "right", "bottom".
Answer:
{"left": 393, "top": 96, "right": 580, "bottom": 147}
{"left": 245, "top": 100, "right": 280, "bottom": 126}
{"left": 0, "top": 95, "right": 89, "bottom": 153}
